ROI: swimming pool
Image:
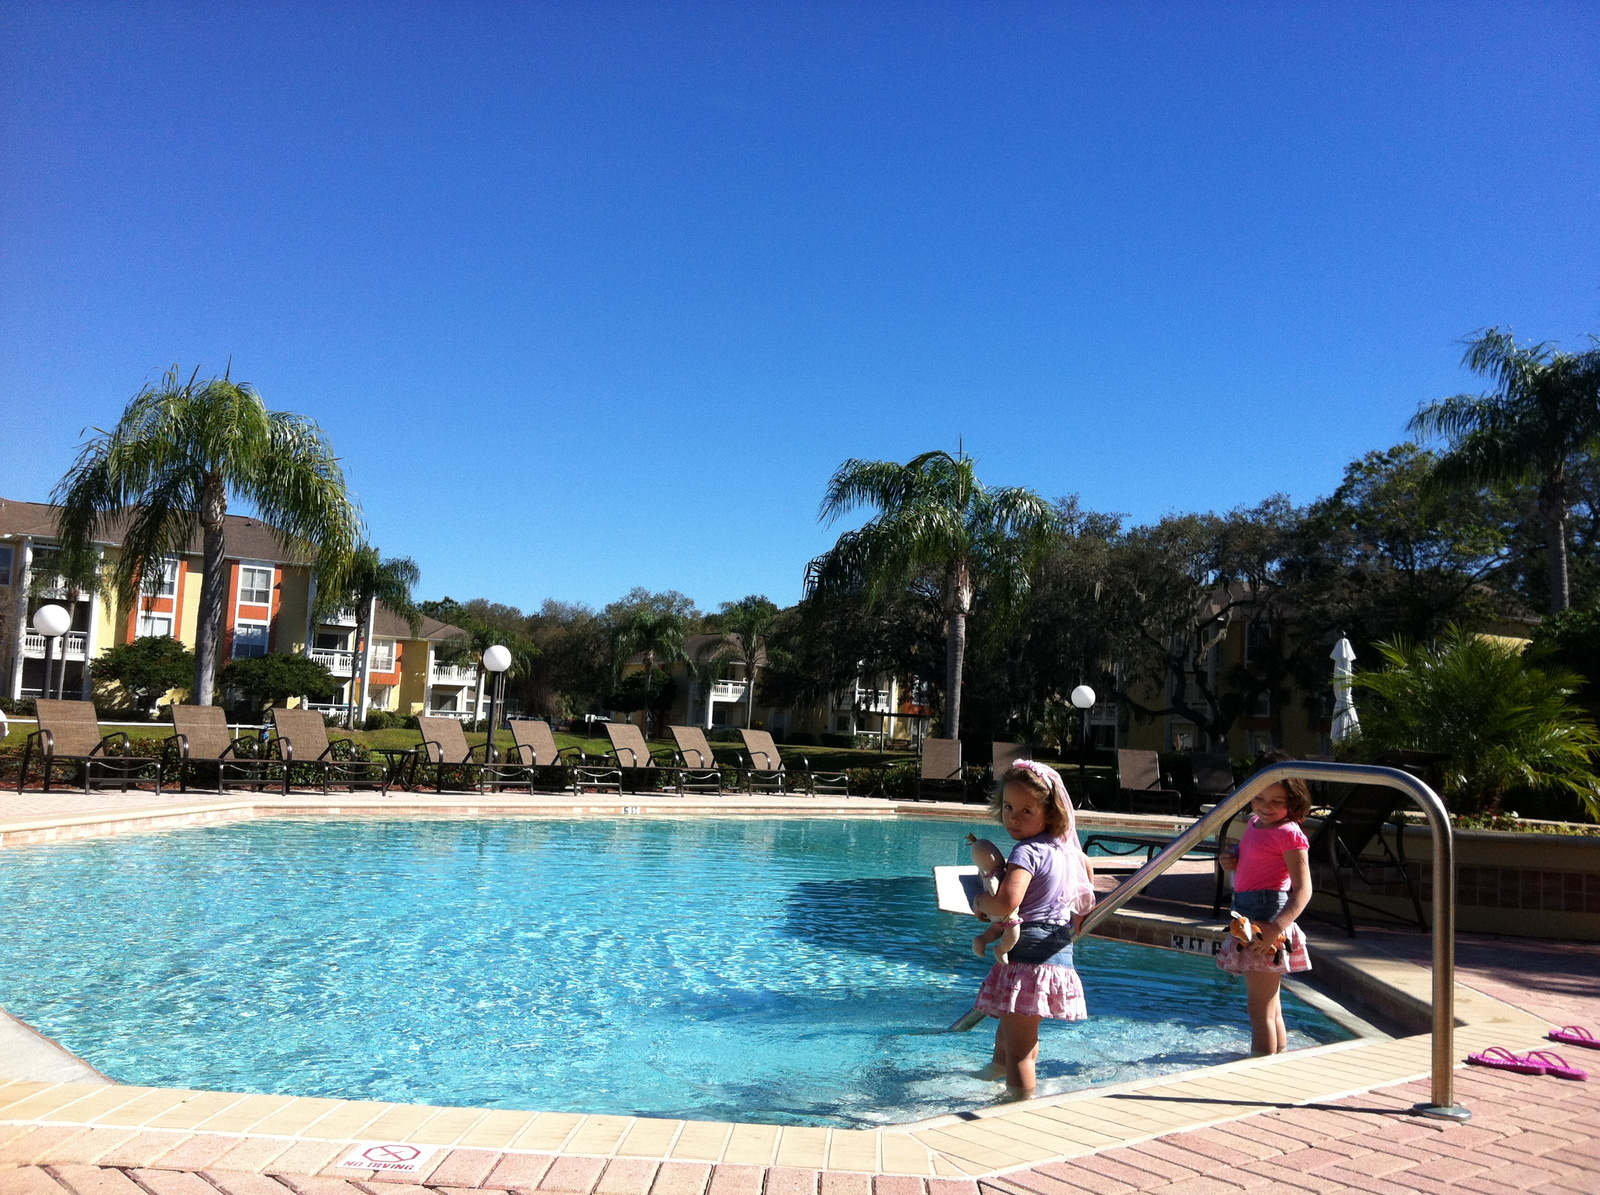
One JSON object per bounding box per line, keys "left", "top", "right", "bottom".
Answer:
{"left": 0, "top": 817, "right": 1350, "bottom": 1127}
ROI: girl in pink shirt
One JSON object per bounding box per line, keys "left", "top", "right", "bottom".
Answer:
{"left": 1217, "top": 752, "right": 1314, "bottom": 1054}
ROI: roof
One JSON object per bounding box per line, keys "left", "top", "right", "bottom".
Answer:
{"left": 370, "top": 606, "right": 467, "bottom": 642}
{"left": 0, "top": 497, "right": 313, "bottom": 565}
{"left": 624, "top": 632, "right": 769, "bottom": 669}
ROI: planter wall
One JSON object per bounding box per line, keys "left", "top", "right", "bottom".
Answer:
{"left": 1307, "top": 824, "right": 1600, "bottom": 941}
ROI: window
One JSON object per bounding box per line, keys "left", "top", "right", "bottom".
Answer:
{"left": 239, "top": 566, "right": 273, "bottom": 605}
{"left": 368, "top": 684, "right": 393, "bottom": 711}
{"left": 232, "top": 624, "right": 269, "bottom": 658}
{"left": 431, "top": 693, "right": 459, "bottom": 713}
{"left": 1249, "top": 689, "right": 1271, "bottom": 718}
{"left": 137, "top": 613, "right": 173, "bottom": 639}
{"left": 0, "top": 545, "right": 12, "bottom": 587}
{"left": 150, "top": 557, "right": 179, "bottom": 598}
{"left": 370, "top": 639, "right": 396, "bottom": 672}
{"left": 315, "top": 631, "right": 349, "bottom": 650}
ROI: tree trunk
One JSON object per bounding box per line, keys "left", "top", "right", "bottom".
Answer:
{"left": 355, "top": 593, "right": 377, "bottom": 726}
{"left": 1547, "top": 508, "right": 1571, "bottom": 614}
{"left": 943, "top": 563, "right": 973, "bottom": 740}
{"left": 191, "top": 477, "right": 228, "bottom": 706}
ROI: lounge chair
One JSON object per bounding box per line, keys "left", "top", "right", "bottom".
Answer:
{"left": 1191, "top": 752, "right": 1234, "bottom": 805}
{"left": 991, "top": 741, "right": 1031, "bottom": 782}
{"left": 269, "top": 708, "right": 401, "bottom": 796}
{"left": 667, "top": 726, "right": 727, "bottom": 793}
{"left": 167, "top": 705, "right": 287, "bottom": 795}
{"left": 915, "top": 737, "right": 965, "bottom": 801}
{"left": 18, "top": 699, "right": 162, "bottom": 794}
{"left": 415, "top": 715, "right": 536, "bottom": 794}
{"left": 1305, "top": 778, "right": 1428, "bottom": 936}
{"left": 735, "top": 729, "right": 849, "bottom": 796}
{"left": 603, "top": 722, "right": 686, "bottom": 793}
{"left": 1117, "top": 748, "right": 1182, "bottom": 815}
{"left": 737, "top": 728, "right": 788, "bottom": 793}
{"left": 508, "top": 719, "right": 622, "bottom": 793}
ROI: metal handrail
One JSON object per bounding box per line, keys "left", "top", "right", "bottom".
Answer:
{"left": 1074, "top": 760, "right": 1468, "bottom": 1122}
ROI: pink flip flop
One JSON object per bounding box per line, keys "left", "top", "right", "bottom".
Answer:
{"left": 1525, "top": 1050, "right": 1588, "bottom": 1081}
{"left": 1466, "top": 1047, "right": 1547, "bottom": 1074}
{"left": 1549, "top": 1026, "right": 1600, "bottom": 1050}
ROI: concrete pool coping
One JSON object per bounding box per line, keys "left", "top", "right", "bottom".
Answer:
{"left": 0, "top": 794, "right": 1555, "bottom": 1180}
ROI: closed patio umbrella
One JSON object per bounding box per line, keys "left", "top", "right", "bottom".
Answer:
{"left": 1331, "top": 635, "right": 1359, "bottom": 742}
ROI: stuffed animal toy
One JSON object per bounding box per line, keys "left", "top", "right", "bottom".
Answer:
{"left": 1228, "top": 913, "right": 1287, "bottom": 966}
{"left": 967, "top": 834, "right": 1023, "bottom": 963}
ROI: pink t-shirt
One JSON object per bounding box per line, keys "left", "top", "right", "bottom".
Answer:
{"left": 1234, "top": 815, "right": 1311, "bottom": 892}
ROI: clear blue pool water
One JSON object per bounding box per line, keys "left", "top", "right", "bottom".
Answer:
{"left": 0, "top": 817, "right": 1349, "bottom": 1127}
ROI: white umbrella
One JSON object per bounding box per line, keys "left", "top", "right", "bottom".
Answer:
{"left": 1330, "top": 635, "right": 1359, "bottom": 743}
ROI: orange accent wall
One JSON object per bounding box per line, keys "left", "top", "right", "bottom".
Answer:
{"left": 222, "top": 562, "right": 240, "bottom": 662}
{"left": 268, "top": 567, "right": 283, "bottom": 652}
{"left": 174, "top": 559, "right": 189, "bottom": 640}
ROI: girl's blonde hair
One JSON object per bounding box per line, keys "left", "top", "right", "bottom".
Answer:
{"left": 988, "top": 761, "right": 1072, "bottom": 838}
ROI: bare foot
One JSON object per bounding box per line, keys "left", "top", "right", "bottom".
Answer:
{"left": 1000, "top": 1084, "right": 1036, "bottom": 1102}
{"left": 975, "top": 1060, "right": 1006, "bottom": 1081}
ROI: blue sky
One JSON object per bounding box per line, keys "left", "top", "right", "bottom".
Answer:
{"left": 2, "top": 2, "right": 1596, "bottom": 612}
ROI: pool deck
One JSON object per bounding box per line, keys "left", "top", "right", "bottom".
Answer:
{"left": 2, "top": 791, "right": 1598, "bottom": 1194}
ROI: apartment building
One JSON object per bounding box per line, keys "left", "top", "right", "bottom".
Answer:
{"left": 0, "top": 497, "right": 479, "bottom": 719}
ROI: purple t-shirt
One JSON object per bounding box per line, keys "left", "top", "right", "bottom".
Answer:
{"left": 1008, "top": 834, "right": 1074, "bottom": 924}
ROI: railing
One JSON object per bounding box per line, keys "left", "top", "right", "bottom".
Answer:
{"left": 426, "top": 708, "right": 474, "bottom": 721}
{"left": 23, "top": 631, "right": 88, "bottom": 659}
{"left": 710, "top": 680, "right": 748, "bottom": 702}
{"left": 1070, "top": 761, "right": 1469, "bottom": 1123}
{"left": 431, "top": 663, "right": 478, "bottom": 685}
{"left": 310, "top": 648, "right": 357, "bottom": 676}
{"left": 838, "top": 687, "right": 892, "bottom": 713}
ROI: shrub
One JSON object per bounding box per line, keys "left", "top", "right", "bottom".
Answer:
{"left": 220, "top": 654, "right": 339, "bottom": 707}
{"left": 787, "top": 731, "right": 816, "bottom": 746}
{"left": 92, "top": 636, "right": 195, "bottom": 711}
{"left": 705, "top": 727, "right": 743, "bottom": 742}
{"left": 1352, "top": 628, "right": 1600, "bottom": 820}
{"left": 363, "top": 710, "right": 407, "bottom": 731}
{"left": 820, "top": 732, "right": 854, "bottom": 748}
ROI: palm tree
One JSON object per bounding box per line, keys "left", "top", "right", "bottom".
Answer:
{"left": 1410, "top": 329, "right": 1600, "bottom": 612}
{"left": 713, "top": 595, "right": 780, "bottom": 727}
{"left": 319, "top": 545, "right": 422, "bottom": 724}
{"left": 54, "top": 367, "right": 361, "bottom": 705}
{"left": 611, "top": 608, "right": 689, "bottom": 735}
{"left": 812, "top": 449, "right": 1060, "bottom": 738}
{"left": 1352, "top": 628, "right": 1600, "bottom": 820}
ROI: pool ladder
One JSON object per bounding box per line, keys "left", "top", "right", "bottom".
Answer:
{"left": 951, "top": 761, "right": 1470, "bottom": 1123}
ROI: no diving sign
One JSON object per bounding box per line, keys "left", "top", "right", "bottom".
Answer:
{"left": 336, "top": 1141, "right": 441, "bottom": 1173}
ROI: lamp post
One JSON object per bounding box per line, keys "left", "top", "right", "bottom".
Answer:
{"left": 482, "top": 645, "right": 512, "bottom": 762}
{"left": 1070, "top": 684, "right": 1096, "bottom": 804}
{"left": 32, "top": 604, "right": 72, "bottom": 701}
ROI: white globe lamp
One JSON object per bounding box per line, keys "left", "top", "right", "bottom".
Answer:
{"left": 33, "top": 604, "right": 73, "bottom": 701}
{"left": 481, "top": 645, "right": 512, "bottom": 761}
{"left": 32, "top": 604, "right": 71, "bottom": 637}
{"left": 1069, "top": 684, "right": 1097, "bottom": 802}
{"left": 1070, "top": 684, "right": 1096, "bottom": 710}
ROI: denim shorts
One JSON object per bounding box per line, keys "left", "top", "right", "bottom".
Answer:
{"left": 1232, "top": 889, "right": 1289, "bottom": 922}
{"left": 1005, "top": 921, "right": 1075, "bottom": 967}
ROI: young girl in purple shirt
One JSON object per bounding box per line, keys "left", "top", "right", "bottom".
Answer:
{"left": 970, "top": 760, "right": 1097, "bottom": 1096}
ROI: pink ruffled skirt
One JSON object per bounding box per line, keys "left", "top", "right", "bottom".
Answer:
{"left": 973, "top": 961, "right": 1087, "bottom": 1020}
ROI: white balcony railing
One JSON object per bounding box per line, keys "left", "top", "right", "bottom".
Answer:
{"left": 425, "top": 707, "right": 474, "bottom": 722}
{"left": 310, "top": 648, "right": 357, "bottom": 677}
{"left": 837, "top": 687, "right": 892, "bottom": 714}
{"left": 431, "top": 663, "right": 479, "bottom": 685}
{"left": 709, "top": 680, "right": 748, "bottom": 702}
{"left": 23, "top": 631, "right": 88, "bottom": 660}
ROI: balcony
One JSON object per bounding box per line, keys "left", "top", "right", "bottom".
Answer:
{"left": 431, "top": 662, "right": 478, "bottom": 686}
{"left": 709, "top": 680, "right": 748, "bottom": 702}
{"left": 425, "top": 707, "right": 474, "bottom": 721}
{"left": 23, "top": 631, "right": 88, "bottom": 660}
{"left": 310, "top": 648, "right": 357, "bottom": 677}
{"left": 837, "top": 687, "right": 892, "bottom": 714}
